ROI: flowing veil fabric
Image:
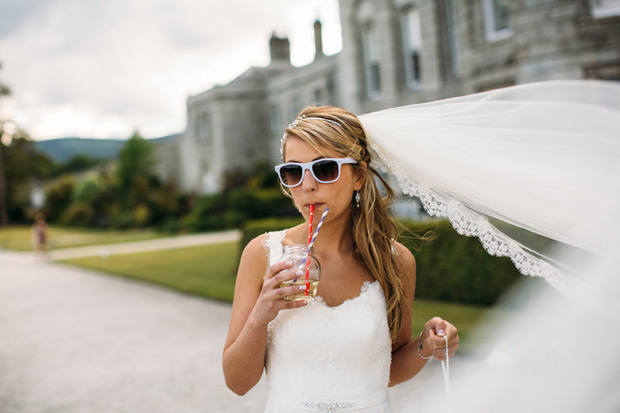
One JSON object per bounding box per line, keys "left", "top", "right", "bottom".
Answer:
{"left": 359, "top": 80, "right": 620, "bottom": 411}
{"left": 359, "top": 80, "right": 620, "bottom": 293}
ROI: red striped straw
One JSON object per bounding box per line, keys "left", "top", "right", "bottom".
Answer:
{"left": 304, "top": 205, "right": 314, "bottom": 295}
{"left": 304, "top": 206, "right": 329, "bottom": 295}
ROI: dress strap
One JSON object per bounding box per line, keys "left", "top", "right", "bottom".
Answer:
{"left": 265, "top": 230, "right": 287, "bottom": 266}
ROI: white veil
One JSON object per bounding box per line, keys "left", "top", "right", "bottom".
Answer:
{"left": 359, "top": 80, "right": 620, "bottom": 293}
{"left": 360, "top": 80, "right": 620, "bottom": 411}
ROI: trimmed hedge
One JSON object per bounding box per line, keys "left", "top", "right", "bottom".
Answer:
{"left": 241, "top": 218, "right": 528, "bottom": 305}
{"left": 240, "top": 217, "right": 304, "bottom": 252}
{"left": 398, "top": 220, "right": 523, "bottom": 305}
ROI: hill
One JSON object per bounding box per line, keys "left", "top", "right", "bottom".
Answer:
{"left": 36, "top": 134, "right": 180, "bottom": 163}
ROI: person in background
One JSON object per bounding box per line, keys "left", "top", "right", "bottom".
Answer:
{"left": 32, "top": 212, "right": 49, "bottom": 259}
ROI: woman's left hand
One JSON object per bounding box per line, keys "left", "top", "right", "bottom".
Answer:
{"left": 419, "top": 317, "right": 459, "bottom": 361}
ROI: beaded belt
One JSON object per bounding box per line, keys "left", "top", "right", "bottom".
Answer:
{"left": 266, "top": 388, "right": 389, "bottom": 412}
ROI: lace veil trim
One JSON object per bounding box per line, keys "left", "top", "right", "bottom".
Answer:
{"left": 356, "top": 80, "right": 620, "bottom": 295}
{"left": 368, "top": 144, "right": 570, "bottom": 292}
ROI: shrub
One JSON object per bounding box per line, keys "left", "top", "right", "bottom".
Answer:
{"left": 157, "top": 218, "right": 183, "bottom": 234}
{"left": 110, "top": 211, "right": 134, "bottom": 229}
{"left": 43, "top": 175, "right": 75, "bottom": 222}
{"left": 147, "top": 184, "right": 181, "bottom": 224}
{"left": 59, "top": 203, "right": 95, "bottom": 227}
{"left": 399, "top": 220, "right": 523, "bottom": 305}
{"left": 132, "top": 203, "right": 151, "bottom": 227}
{"left": 229, "top": 188, "right": 296, "bottom": 220}
{"left": 72, "top": 172, "right": 104, "bottom": 204}
{"left": 180, "top": 193, "right": 229, "bottom": 232}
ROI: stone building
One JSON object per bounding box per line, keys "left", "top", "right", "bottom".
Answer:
{"left": 163, "top": 0, "right": 620, "bottom": 195}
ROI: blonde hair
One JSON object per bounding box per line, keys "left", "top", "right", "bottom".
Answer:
{"left": 282, "top": 106, "right": 407, "bottom": 342}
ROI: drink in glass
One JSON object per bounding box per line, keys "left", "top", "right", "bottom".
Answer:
{"left": 280, "top": 245, "right": 321, "bottom": 301}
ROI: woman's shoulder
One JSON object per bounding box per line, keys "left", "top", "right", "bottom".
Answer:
{"left": 392, "top": 240, "right": 413, "bottom": 257}
{"left": 392, "top": 240, "right": 416, "bottom": 270}
{"left": 392, "top": 241, "right": 416, "bottom": 294}
{"left": 240, "top": 227, "right": 295, "bottom": 263}
{"left": 240, "top": 233, "right": 270, "bottom": 265}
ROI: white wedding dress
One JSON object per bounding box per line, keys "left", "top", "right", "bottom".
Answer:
{"left": 263, "top": 230, "right": 393, "bottom": 412}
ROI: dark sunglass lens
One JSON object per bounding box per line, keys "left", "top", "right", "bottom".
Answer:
{"left": 313, "top": 160, "right": 339, "bottom": 182}
{"left": 280, "top": 165, "right": 302, "bottom": 186}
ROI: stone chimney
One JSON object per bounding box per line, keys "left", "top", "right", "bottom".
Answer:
{"left": 269, "top": 33, "right": 291, "bottom": 64}
{"left": 314, "top": 19, "right": 324, "bottom": 60}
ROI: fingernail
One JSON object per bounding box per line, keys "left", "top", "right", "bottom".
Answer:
{"left": 285, "top": 260, "right": 293, "bottom": 266}
{"left": 298, "top": 285, "right": 306, "bottom": 290}
{"left": 437, "top": 329, "right": 445, "bottom": 336}
{"left": 295, "top": 270, "right": 303, "bottom": 276}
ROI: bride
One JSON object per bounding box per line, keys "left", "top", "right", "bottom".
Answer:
{"left": 223, "top": 79, "right": 620, "bottom": 412}
{"left": 223, "top": 105, "right": 459, "bottom": 412}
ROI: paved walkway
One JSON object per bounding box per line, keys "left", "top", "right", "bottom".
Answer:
{"left": 49, "top": 230, "right": 241, "bottom": 260}
{"left": 0, "top": 237, "right": 467, "bottom": 412}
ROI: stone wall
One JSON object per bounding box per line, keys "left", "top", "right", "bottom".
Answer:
{"left": 167, "top": 0, "right": 620, "bottom": 195}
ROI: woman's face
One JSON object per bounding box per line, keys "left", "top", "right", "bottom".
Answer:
{"left": 283, "top": 136, "right": 363, "bottom": 223}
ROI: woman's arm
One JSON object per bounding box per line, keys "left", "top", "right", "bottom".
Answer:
{"left": 222, "top": 235, "right": 308, "bottom": 395}
{"left": 222, "top": 236, "right": 269, "bottom": 395}
{"left": 388, "top": 243, "right": 459, "bottom": 386}
{"left": 389, "top": 243, "right": 428, "bottom": 386}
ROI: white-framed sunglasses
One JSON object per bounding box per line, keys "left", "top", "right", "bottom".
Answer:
{"left": 274, "top": 157, "right": 358, "bottom": 188}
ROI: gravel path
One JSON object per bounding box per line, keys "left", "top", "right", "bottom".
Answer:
{"left": 48, "top": 230, "right": 241, "bottom": 261}
{"left": 0, "top": 249, "right": 269, "bottom": 412}
{"left": 1, "top": 240, "right": 467, "bottom": 412}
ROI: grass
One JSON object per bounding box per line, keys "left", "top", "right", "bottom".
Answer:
{"left": 61, "top": 240, "right": 490, "bottom": 347}
{"left": 0, "top": 225, "right": 164, "bottom": 251}
{"left": 411, "top": 299, "right": 487, "bottom": 349}
{"left": 61, "top": 242, "right": 240, "bottom": 302}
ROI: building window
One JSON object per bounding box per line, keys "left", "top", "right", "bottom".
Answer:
{"left": 289, "top": 96, "right": 303, "bottom": 122}
{"left": 444, "top": 0, "right": 460, "bottom": 77}
{"left": 590, "top": 0, "right": 620, "bottom": 17}
{"left": 362, "top": 25, "right": 381, "bottom": 99}
{"left": 584, "top": 63, "right": 620, "bottom": 81}
{"left": 194, "top": 111, "right": 210, "bottom": 143}
{"left": 326, "top": 76, "right": 336, "bottom": 105}
{"left": 269, "top": 104, "right": 281, "bottom": 137}
{"left": 401, "top": 7, "right": 423, "bottom": 88}
{"left": 483, "top": 0, "right": 512, "bottom": 41}
{"left": 313, "top": 88, "right": 323, "bottom": 105}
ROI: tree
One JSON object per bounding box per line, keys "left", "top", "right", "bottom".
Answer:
{"left": 117, "top": 130, "right": 155, "bottom": 205}
{"left": 0, "top": 62, "right": 9, "bottom": 98}
{"left": 52, "top": 153, "right": 103, "bottom": 176}
{"left": 0, "top": 124, "right": 9, "bottom": 226}
{"left": 2, "top": 127, "right": 55, "bottom": 222}
{"left": 43, "top": 175, "right": 74, "bottom": 222}
{"left": 0, "top": 61, "right": 10, "bottom": 225}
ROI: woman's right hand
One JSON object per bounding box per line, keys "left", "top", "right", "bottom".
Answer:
{"left": 249, "top": 260, "right": 310, "bottom": 326}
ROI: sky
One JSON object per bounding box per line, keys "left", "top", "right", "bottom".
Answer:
{"left": 0, "top": 0, "right": 342, "bottom": 141}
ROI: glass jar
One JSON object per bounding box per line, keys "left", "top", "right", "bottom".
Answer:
{"left": 280, "top": 244, "right": 321, "bottom": 301}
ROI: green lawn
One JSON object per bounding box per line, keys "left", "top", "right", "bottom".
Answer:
{"left": 0, "top": 225, "right": 163, "bottom": 251}
{"left": 411, "top": 299, "right": 487, "bottom": 345}
{"left": 61, "top": 240, "right": 489, "bottom": 346}
{"left": 61, "top": 242, "right": 240, "bottom": 302}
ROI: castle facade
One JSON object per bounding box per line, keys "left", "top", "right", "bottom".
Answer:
{"left": 159, "top": 0, "right": 620, "bottom": 194}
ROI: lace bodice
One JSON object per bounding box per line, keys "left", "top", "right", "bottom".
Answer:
{"left": 264, "top": 230, "right": 392, "bottom": 412}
